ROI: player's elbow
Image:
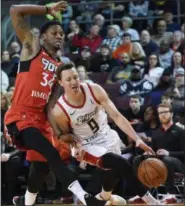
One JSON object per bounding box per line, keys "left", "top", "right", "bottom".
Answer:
{"left": 10, "top": 5, "right": 23, "bottom": 16}
{"left": 10, "top": 5, "right": 18, "bottom": 14}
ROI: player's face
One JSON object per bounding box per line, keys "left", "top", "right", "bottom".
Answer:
{"left": 158, "top": 107, "right": 172, "bottom": 124}
{"left": 59, "top": 68, "right": 81, "bottom": 93}
{"left": 43, "top": 25, "right": 64, "bottom": 50}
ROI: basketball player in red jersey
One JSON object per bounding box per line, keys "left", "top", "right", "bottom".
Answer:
{"left": 52, "top": 63, "right": 161, "bottom": 205}
{"left": 4, "top": 2, "right": 106, "bottom": 206}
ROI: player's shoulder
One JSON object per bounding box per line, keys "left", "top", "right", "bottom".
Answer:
{"left": 52, "top": 101, "right": 64, "bottom": 117}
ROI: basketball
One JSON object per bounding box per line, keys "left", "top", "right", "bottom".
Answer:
{"left": 138, "top": 158, "right": 168, "bottom": 188}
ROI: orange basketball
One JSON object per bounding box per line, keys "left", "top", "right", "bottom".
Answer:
{"left": 138, "top": 158, "right": 168, "bottom": 188}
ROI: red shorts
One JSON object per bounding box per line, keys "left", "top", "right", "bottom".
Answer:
{"left": 5, "top": 108, "right": 71, "bottom": 163}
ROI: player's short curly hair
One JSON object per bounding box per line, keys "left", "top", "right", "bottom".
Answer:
{"left": 40, "top": 21, "right": 63, "bottom": 36}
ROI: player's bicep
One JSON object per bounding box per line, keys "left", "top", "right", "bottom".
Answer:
{"left": 10, "top": 6, "right": 35, "bottom": 47}
{"left": 92, "top": 84, "right": 120, "bottom": 120}
{"left": 52, "top": 104, "right": 70, "bottom": 134}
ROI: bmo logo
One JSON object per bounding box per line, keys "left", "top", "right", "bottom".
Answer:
{"left": 42, "top": 58, "right": 57, "bottom": 72}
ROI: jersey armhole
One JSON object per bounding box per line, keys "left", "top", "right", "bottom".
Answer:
{"left": 87, "top": 83, "right": 100, "bottom": 105}
{"left": 56, "top": 101, "right": 71, "bottom": 127}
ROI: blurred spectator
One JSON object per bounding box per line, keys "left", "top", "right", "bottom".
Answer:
{"left": 62, "top": 5, "right": 73, "bottom": 32}
{"left": 67, "top": 20, "right": 83, "bottom": 52}
{"left": 163, "top": 11, "right": 181, "bottom": 32}
{"left": 166, "top": 68, "right": 185, "bottom": 110}
{"left": 31, "top": 27, "right": 40, "bottom": 37}
{"left": 72, "top": 24, "right": 102, "bottom": 53}
{"left": 1, "top": 50, "right": 13, "bottom": 76}
{"left": 119, "top": 67, "right": 153, "bottom": 97}
{"left": 9, "top": 41, "right": 21, "bottom": 56}
{"left": 165, "top": 51, "right": 184, "bottom": 76}
{"left": 1, "top": 70, "right": 9, "bottom": 93}
{"left": 112, "top": 33, "right": 132, "bottom": 59}
{"left": 76, "top": 0, "right": 100, "bottom": 31}
{"left": 161, "top": 93, "right": 173, "bottom": 107}
{"left": 159, "top": 40, "right": 174, "bottom": 69}
{"left": 176, "top": 108, "right": 185, "bottom": 129}
{"left": 140, "top": 30, "right": 159, "bottom": 57}
{"left": 71, "top": 46, "right": 92, "bottom": 71}
{"left": 77, "top": 65, "right": 93, "bottom": 83}
{"left": 1, "top": 93, "right": 9, "bottom": 132}
{"left": 171, "top": 31, "right": 184, "bottom": 53}
{"left": 144, "top": 53, "right": 164, "bottom": 88}
{"left": 152, "top": 20, "right": 173, "bottom": 46}
{"left": 93, "top": 14, "right": 107, "bottom": 38}
{"left": 130, "top": 42, "right": 146, "bottom": 69}
{"left": 181, "top": 23, "right": 185, "bottom": 33}
{"left": 120, "top": 16, "right": 140, "bottom": 41}
{"left": 129, "top": 0, "right": 149, "bottom": 31}
{"left": 136, "top": 105, "right": 160, "bottom": 139}
{"left": 157, "top": 69, "right": 173, "bottom": 91}
{"left": 91, "top": 44, "right": 119, "bottom": 73}
{"left": 101, "top": 25, "right": 122, "bottom": 51}
{"left": 121, "top": 95, "right": 144, "bottom": 127}
{"left": 67, "top": 20, "right": 80, "bottom": 41}
{"left": 1, "top": 134, "right": 23, "bottom": 205}
{"left": 100, "top": 1, "right": 125, "bottom": 20}
{"left": 56, "top": 50, "right": 70, "bottom": 63}
{"left": 129, "top": 0, "right": 148, "bottom": 17}
{"left": 107, "top": 52, "right": 133, "bottom": 83}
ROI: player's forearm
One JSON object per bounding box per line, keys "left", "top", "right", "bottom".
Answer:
{"left": 47, "top": 112, "right": 62, "bottom": 137}
{"left": 10, "top": 4, "right": 48, "bottom": 17}
{"left": 115, "top": 115, "right": 140, "bottom": 142}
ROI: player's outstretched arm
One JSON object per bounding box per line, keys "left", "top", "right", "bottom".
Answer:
{"left": 91, "top": 84, "right": 155, "bottom": 154}
{"left": 10, "top": 1, "right": 67, "bottom": 48}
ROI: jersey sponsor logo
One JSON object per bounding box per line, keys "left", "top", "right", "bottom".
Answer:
{"left": 31, "top": 90, "right": 49, "bottom": 100}
{"left": 76, "top": 106, "right": 98, "bottom": 124}
{"left": 70, "top": 110, "right": 76, "bottom": 115}
{"left": 42, "top": 58, "right": 58, "bottom": 72}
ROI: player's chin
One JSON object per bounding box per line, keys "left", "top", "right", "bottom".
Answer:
{"left": 54, "top": 44, "right": 62, "bottom": 50}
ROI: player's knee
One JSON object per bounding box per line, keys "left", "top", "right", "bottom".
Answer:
{"left": 102, "top": 152, "right": 131, "bottom": 169}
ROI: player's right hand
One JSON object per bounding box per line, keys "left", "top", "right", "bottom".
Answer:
{"left": 48, "top": 1, "right": 68, "bottom": 19}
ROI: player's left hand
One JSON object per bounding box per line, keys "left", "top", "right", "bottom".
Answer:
{"left": 136, "top": 139, "right": 155, "bottom": 155}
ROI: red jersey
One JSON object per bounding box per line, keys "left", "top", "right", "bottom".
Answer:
{"left": 5, "top": 47, "right": 61, "bottom": 125}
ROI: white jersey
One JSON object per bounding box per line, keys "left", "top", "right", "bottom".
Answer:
{"left": 57, "top": 83, "right": 121, "bottom": 156}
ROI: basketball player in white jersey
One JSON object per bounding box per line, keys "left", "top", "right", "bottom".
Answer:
{"left": 52, "top": 62, "right": 160, "bottom": 205}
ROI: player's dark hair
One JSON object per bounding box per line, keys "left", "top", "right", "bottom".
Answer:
{"left": 56, "top": 62, "right": 76, "bottom": 80}
{"left": 40, "top": 21, "right": 63, "bottom": 36}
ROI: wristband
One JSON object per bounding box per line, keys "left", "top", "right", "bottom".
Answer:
{"left": 45, "top": 6, "right": 50, "bottom": 14}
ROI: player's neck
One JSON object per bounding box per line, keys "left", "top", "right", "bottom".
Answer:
{"left": 42, "top": 45, "right": 58, "bottom": 60}
{"left": 65, "top": 89, "right": 84, "bottom": 106}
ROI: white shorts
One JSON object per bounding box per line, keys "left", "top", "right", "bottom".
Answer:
{"left": 81, "top": 129, "right": 121, "bottom": 157}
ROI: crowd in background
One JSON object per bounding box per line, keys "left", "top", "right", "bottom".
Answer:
{"left": 1, "top": 0, "right": 185, "bottom": 205}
